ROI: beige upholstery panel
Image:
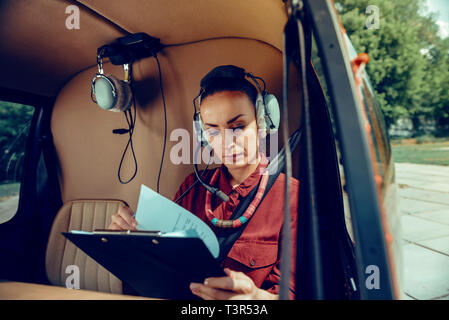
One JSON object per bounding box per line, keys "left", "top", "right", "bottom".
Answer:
{"left": 0, "top": 0, "right": 287, "bottom": 96}
{"left": 51, "top": 38, "right": 302, "bottom": 212}
{"left": 0, "top": 0, "right": 125, "bottom": 96}
{"left": 46, "top": 199, "right": 127, "bottom": 294}
{"left": 79, "top": 0, "right": 287, "bottom": 50}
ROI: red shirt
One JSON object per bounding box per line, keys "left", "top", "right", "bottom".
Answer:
{"left": 173, "top": 153, "right": 299, "bottom": 298}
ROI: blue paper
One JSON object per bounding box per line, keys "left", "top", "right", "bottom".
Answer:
{"left": 135, "top": 184, "right": 220, "bottom": 258}
{"left": 70, "top": 230, "right": 93, "bottom": 235}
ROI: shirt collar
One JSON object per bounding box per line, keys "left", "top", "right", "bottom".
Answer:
{"left": 218, "top": 152, "right": 269, "bottom": 198}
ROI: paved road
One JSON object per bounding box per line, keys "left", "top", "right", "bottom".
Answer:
{"left": 396, "top": 163, "right": 449, "bottom": 300}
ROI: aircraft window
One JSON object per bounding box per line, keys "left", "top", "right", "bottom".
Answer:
{"left": 311, "top": 37, "right": 355, "bottom": 242}
{"left": 0, "top": 100, "right": 34, "bottom": 224}
{"left": 360, "top": 80, "right": 392, "bottom": 191}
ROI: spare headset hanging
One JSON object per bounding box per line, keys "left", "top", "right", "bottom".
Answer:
{"left": 90, "top": 33, "right": 166, "bottom": 190}
{"left": 91, "top": 50, "right": 138, "bottom": 184}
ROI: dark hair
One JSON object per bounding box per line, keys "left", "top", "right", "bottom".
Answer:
{"left": 199, "top": 76, "right": 258, "bottom": 107}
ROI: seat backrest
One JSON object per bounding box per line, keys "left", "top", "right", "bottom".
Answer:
{"left": 46, "top": 199, "right": 126, "bottom": 294}
{"left": 51, "top": 39, "right": 302, "bottom": 212}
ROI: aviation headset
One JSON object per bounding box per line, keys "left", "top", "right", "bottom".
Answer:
{"left": 90, "top": 52, "right": 134, "bottom": 112}
{"left": 193, "top": 65, "right": 280, "bottom": 147}
{"left": 88, "top": 33, "right": 167, "bottom": 188}
{"left": 90, "top": 51, "right": 137, "bottom": 185}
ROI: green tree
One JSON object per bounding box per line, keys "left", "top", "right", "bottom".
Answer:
{"left": 335, "top": 0, "right": 448, "bottom": 135}
{"left": 0, "top": 101, "right": 34, "bottom": 182}
{"left": 421, "top": 36, "right": 449, "bottom": 135}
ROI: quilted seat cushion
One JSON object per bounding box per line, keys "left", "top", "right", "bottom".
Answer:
{"left": 46, "top": 200, "right": 127, "bottom": 294}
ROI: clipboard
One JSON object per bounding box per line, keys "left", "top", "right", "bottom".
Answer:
{"left": 62, "top": 231, "right": 226, "bottom": 299}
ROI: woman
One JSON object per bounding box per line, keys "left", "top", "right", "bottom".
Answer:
{"left": 108, "top": 65, "right": 299, "bottom": 300}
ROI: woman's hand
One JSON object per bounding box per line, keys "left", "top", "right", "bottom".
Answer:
{"left": 108, "top": 206, "right": 138, "bottom": 231}
{"left": 190, "top": 268, "right": 278, "bottom": 300}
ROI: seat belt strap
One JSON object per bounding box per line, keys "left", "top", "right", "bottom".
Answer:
{"left": 216, "top": 128, "right": 302, "bottom": 263}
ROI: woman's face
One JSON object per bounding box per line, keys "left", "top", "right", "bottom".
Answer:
{"left": 200, "top": 91, "right": 260, "bottom": 169}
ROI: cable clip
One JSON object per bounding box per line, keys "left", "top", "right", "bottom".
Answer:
{"left": 112, "top": 128, "right": 130, "bottom": 134}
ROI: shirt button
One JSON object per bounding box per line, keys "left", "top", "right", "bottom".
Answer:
{"left": 250, "top": 259, "right": 256, "bottom": 266}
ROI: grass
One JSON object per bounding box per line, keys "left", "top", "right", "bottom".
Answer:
{"left": 0, "top": 182, "right": 20, "bottom": 201}
{"left": 392, "top": 139, "right": 449, "bottom": 166}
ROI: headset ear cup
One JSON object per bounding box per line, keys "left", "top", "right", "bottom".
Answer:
{"left": 200, "top": 115, "right": 209, "bottom": 146}
{"left": 92, "top": 75, "right": 116, "bottom": 110}
{"left": 263, "top": 94, "right": 280, "bottom": 134}
{"left": 255, "top": 93, "right": 267, "bottom": 139}
{"left": 193, "top": 113, "right": 209, "bottom": 147}
{"left": 107, "top": 75, "right": 133, "bottom": 112}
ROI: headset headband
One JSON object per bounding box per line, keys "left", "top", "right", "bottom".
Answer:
{"left": 200, "top": 65, "right": 246, "bottom": 89}
{"left": 195, "top": 65, "right": 266, "bottom": 111}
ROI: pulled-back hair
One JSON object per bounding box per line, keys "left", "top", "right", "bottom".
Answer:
{"left": 199, "top": 76, "right": 258, "bottom": 107}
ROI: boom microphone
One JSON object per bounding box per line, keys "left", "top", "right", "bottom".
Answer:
{"left": 193, "top": 144, "right": 229, "bottom": 203}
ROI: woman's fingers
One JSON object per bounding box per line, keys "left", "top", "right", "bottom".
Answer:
{"left": 117, "top": 206, "right": 138, "bottom": 228}
{"left": 107, "top": 206, "right": 137, "bottom": 231}
{"left": 110, "top": 212, "right": 136, "bottom": 230}
{"left": 204, "top": 268, "right": 254, "bottom": 293}
{"left": 108, "top": 222, "right": 122, "bottom": 230}
{"left": 224, "top": 268, "right": 252, "bottom": 281}
{"left": 192, "top": 269, "right": 256, "bottom": 300}
{"left": 111, "top": 214, "right": 131, "bottom": 230}
{"left": 190, "top": 283, "right": 237, "bottom": 300}
{"left": 203, "top": 274, "right": 253, "bottom": 294}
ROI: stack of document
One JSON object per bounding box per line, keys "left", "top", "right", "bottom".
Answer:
{"left": 135, "top": 184, "right": 220, "bottom": 259}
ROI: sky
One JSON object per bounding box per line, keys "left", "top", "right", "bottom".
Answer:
{"left": 423, "top": 0, "right": 449, "bottom": 38}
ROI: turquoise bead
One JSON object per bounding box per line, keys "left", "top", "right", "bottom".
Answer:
{"left": 211, "top": 217, "right": 218, "bottom": 225}
{"left": 239, "top": 216, "right": 248, "bottom": 224}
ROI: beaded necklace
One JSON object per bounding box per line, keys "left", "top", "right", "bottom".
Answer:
{"left": 204, "top": 166, "right": 269, "bottom": 228}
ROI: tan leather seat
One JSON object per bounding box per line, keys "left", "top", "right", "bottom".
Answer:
{"left": 46, "top": 199, "right": 127, "bottom": 294}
